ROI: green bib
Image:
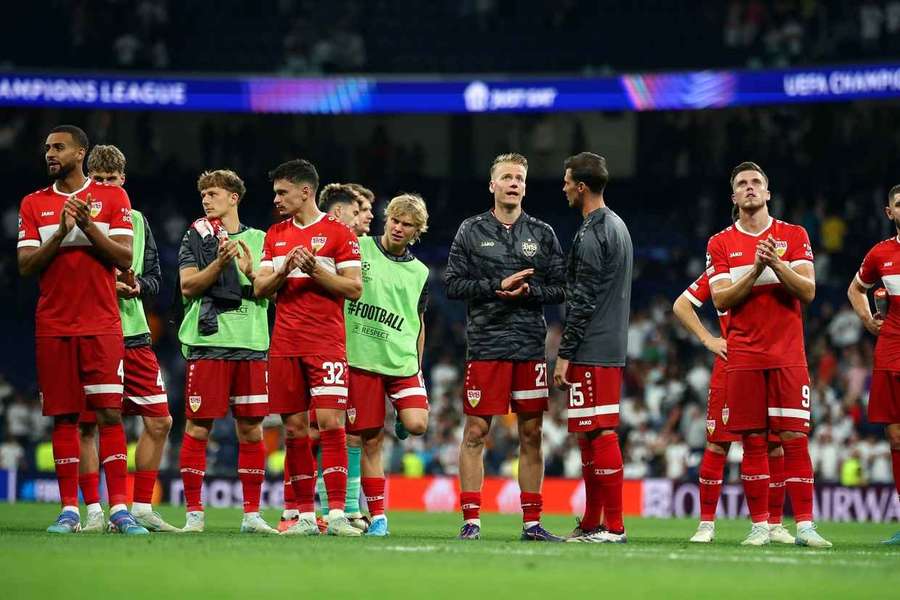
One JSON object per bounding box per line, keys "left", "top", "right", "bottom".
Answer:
{"left": 345, "top": 236, "right": 428, "bottom": 376}
{"left": 178, "top": 227, "right": 269, "bottom": 354}
{"left": 119, "top": 208, "right": 150, "bottom": 338}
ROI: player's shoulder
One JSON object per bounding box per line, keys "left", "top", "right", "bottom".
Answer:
{"left": 867, "top": 236, "right": 899, "bottom": 256}
{"left": 266, "top": 217, "right": 294, "bottom": 234}
{"left": 773, "top": 218, "right": 807, "bottom": 236}
{"left": 324, "top": 215, "right": 357, "bottom": 235}
{"left": 88, "top": 180, "right": 128, "bottom": 200}
{"left": 21, "top": 185, "right": 54, "bottom": 205}
{"left": 707, "top": 223, "right": 736, "bottom": 243}
{"left": 521, "top": 211, "right": 555, "bottom": 234}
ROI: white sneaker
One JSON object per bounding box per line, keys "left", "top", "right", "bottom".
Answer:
{"left": 740, "top": 523, "right": 771, "bottom": 546}
{"left": 240, "top": 513, "right": 279, "bottom": 535}
{"left": 689, "top": 521, "right": 715, "bottom": 543}
{"left": 133, "top": 510, "right": 179, "bottom": 532}
{"left": 282, "top": 517, "right": 321, "bottom": 536}
{"left": 181, "top": 511, "right": 205, "bottom": 533}
{"left": 796, "top": 523, "right": 832, "bottom": 548}
{"left": 347, "top": 513, "right": 370, "bottom": 532}
{"left": 567, "top": 527, "right": 627, "bottom": 543}
{"left": 82, "top": 510, "right": 106, "bottom": 533}
{"left": 326, "top": 515, "right": 363, "bottom": 537}
{"left": 768, "top": 523, "right": 796, "bottom": 544}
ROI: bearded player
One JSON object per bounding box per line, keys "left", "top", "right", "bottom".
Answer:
{"left": 847, "top": 183, "right": 900, "bottom": 545}
{"left": 18, "top": 125, "right": 146, "bottom": 534}
{"left": 707, "top": 162, "right": 831, "bottom": 547}
{"left": 77, "top": 145, "right": 176, "bottom": 532}
{"left": 255, "top": 160, "right": 363, "bottom": 537}
{"left": 345, "top": 193, "right": 431, "bottom": 536}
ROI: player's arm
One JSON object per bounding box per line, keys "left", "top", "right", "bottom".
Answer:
{"left": 848, "top": 252, "right": 883, "bottom": 336}
{"left": 135, "top": 215, "right": 161, "bottom": 298}
{"left": 557, "top": 233, "right": 604, "bottom": 362}
{"left": 444, "top": 223, "right": 502, "bottom": 300}
{"left": 311, "top": 262, "right": 362, "bottom": 300}
{"left": 672, "top": 294, "right": 727, "bottom": 360}
{"left": 17, "top": 204, "right": 70, "bottom": 277}
{"left": 66, "top": 194, "right": 132, "bottom": 270}
{"left": 708, "top": 236, "right": 762, "bottom": 311}
{"left": 417, "top": 312, "right": 426, "bottom": 369}
{"left": 528, "top": 229, "right": 566, "bottom": 305}
{"left": 178, "top": 230, "right": 242, "bottom": 299}
{"left": 757, "top": 234, "right": 815, "bottom": 304}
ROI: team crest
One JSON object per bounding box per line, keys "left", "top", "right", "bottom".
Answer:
{"left": 467, "top": 389, "right": 481, "bottom": 408}
{"left": 189, "top": 395, "right": 202, "bottom": 412}
{"left": 721, "top": 407, "right": 729, "bottom": 425}
{"left": 774, "top": 240, "right": 788, "bottom": 257}
{"left": 347, "top": 408, "right": 357, "bottom": 424}
{"left": 707, "top": 419, "right": 716, "bottom": 435}
{"left": 89, "top": 201, "right": 103, "bottom": 218}
{"left": 521, "top": 240, "right": 538, "bottom": 258}
{"left": 311, "top": 235, "right": 327, "bottom": 250}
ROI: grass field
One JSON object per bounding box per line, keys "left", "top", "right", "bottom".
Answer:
{"left": 1, "top": 503, "right": 897, "bottom": 599}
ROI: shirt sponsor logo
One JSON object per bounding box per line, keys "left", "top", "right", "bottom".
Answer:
{"left": 274, "top": 241, "right": 287, "bottom": 247}
{"left": 480, "top": 241, "right": 495, "bottom": 247}
{"left": 40, "top": 210, "right": 55, "bottom": 217}
{"left": 521, "top": 240, "right": 538, "bottom": 257}
{"left": 729, "top": 251, "right": 743, "bottom": 258}
{"left": 89, "top": 201, "right": 102, "bottom": 218}
{"left": 884, "top": 261, "right": 893, "bottom": 267}
{"left": 774, "top": 240, "right": 788, "bottom": 257}
{"left": 189, "top": 395, "right": 202, "bottom": 412}
{"left": 578, "top": 419, "right": 592, "bottom": 426}
{"left": 467, "top": 389, "right": 481, "bottom": 407}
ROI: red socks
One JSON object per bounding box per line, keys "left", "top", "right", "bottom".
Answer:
{"left": 520, "top": 492, "right": 542, "bottom": 524}
{"left": 283, "top": 462, "right": 298, "bottom": 510}
{"left": 179, "top": 433, "right": 207, "bottom": 512}
{"left": 133, "top": 471, "right": 158, "bottom": 505}
{"left": 99, "top": 424, "right": 128, "bottom": 507}
{"left": 238, "top": 441, "right": 266, "bottom": 513}
{"left": 782, "top": 436, "right": 815, "bottom": 523}
{"left": 768, "top": 451, "right": 786, "bottom": 524}
{"left": 52, "top": 422, "right": 80, "bottom": 507}
{"left": 286, "top": 436, "right": 316, "bottom": 513}
{"left": 362, "top": 476, "right": 386, "bottom": 517}
{"left": 319, "top": 428, "right": 348, "bottom": 512}
{"left": 698, "top": 448, "right": 726, "bottom": 521}
{"left": 460, "top": 491, "right": 481, "bottom": 522}
{"left": 740, "top": 434, "right": 770, "bottom": 523}
{"left": 578, "top": 437, "right": 601, "bottom": 530}
{"left": 591, "top": 432, "right": 624, "bottom": 533}
{"left": 79, "top": 471, "right": 101, "bottom": 506}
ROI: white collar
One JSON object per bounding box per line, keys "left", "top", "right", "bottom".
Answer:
{"left": 52, "top": 178, "right": 91, "bottom": 197}
{"left": 292, "top": 212, "right": 326, "bottom": 230}
{"left": 734, "top": 216, "right": 773, "bottom": 237}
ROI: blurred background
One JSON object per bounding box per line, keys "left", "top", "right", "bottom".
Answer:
{"left": 2, "top": 1, "right": 899, "bottom": 503}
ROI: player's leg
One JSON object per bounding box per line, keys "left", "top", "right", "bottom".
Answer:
{"left": 77, "top": 418, "right": 104, "bottom": 531}
{"left": 38, "top": 336, "right": 86, "bottom": 532}
{"left": 566, "top": 365, "right": 624, "bottom": 543}
{"left": 359, "top": 427, "right": 389, "bottom": 536}
{"left": 83, "top": 335, "right": 147, "bottom": 535}
{"left": 869, "top": 371, "right": 900, "bottom": 544}
{"left": 726, "top": 369, "right": 771, "bottom": 546}
{"left": 345, "top": 434, "right": 364, "bottom": 525}
{"left": 691, "top": 440, "right": 730, "bottom": 543}
{"left": 771, "top": 367, "right": 830, "bottom": 548}
{"left": 126, "top": 346, "right": 176, "bottom": 531}
{"left": 766, "top": 440, "right": 794, "bottom": 543}
{"left": 280, "top": 461, "right": 299, "bottom": 531}
{"left": 180, "top": 418, "right": 212, "bottom": 532}
{"left": 235, "top": 416, "right": 277, "bottom": 534}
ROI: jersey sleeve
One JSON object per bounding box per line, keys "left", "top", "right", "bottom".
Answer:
{"left": 418, "top": 278, "right": 429, "bottom": 314}
{"left": 855, "top": 245, "right": 881, "bottom": 289}
{"left": 177, "top": 229, "right": 198, "bottom": 270}
{"left": 17, "top": 197, "right": 40, "bottom": 249}
{"left": 260, "top": 227, "right": 275, "bottom": 271}
{"left": 682, "top": 272, "right": 710, "bottom": 307}
{"left": 706, "top": 235, "right": 731, "bottom": 286}
{"left": 107, "top": 188, "right": 134, "bottom": 237}
{"left": 335, "top": 227, "right": 361, "bottom": 271}
{"left": 786, "top": 225, "right": 814, "bottom": 268}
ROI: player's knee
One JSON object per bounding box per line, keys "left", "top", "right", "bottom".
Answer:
{"left": 236, "top": 418, "right": 263, "bottom": 443}
{"left": 362, "top": 431, "right": 383, "bottom": 454}
{"left": 886, "top": 425, "right": 900, "bottom": 449}
{"left": 463, "top": 428, "right": 486, "bottom": 449}
{"left": 145, "top": 416, "right": 173, "bottom": 440}
{"left": 185, "top": 420, "right": 212, "bottom": 441}
{"left": 347, "top": 433, "right": 362, "bottom": 448}
{"left": 316, "top": 414, "right": 343, "bottom": 431}
{"left": 78, "top": 423, "right": 97, "bottom": 441}
{"left": 706, "top": 442, "right": 729, "bottom": 455}
{"left": 95, "top": 408, "right": 122, "bottom": 426}
{"left": 403, "top": 416, "right": 428, "bottom": 436}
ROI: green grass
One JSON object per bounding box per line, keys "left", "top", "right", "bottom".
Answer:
{"left": 1, "top": 504, "right": 897, "bottom": 599}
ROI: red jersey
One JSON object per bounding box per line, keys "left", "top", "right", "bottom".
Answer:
{"left": 681, "top": 272, "right": 729, "bottom": 388}
{"left": 855, "top": 235, "right": 900, "bottom": 371}
{"left": 706, "top": 217, "right": 813, "bottom": 370}
{"left": 17, "top": 179, "right": 133, "bottom": 337}
{"left": 261, "top": 214, "right": 361, "bottom": 357}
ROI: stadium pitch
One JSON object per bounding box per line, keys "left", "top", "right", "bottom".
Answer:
{"left": 1, "top": 503, "right": 896, "bottom": 599}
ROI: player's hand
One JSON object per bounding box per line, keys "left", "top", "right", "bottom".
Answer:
{"left": 756, "top": 235, "right": 779, "bottom": 267}
{"left": 115, "top": 280, "right": 140, "bottom": 298}
{"left": 496, "top": 282, "right": 530, "bottom": 300}
{"left": 704, "top": 336, "right": 727, "bottom": 360}
{"left": 553, "top": 357, "right": 571, "bottom": 390}
{"left": 864, "top": 316, "right": 884, "bottom": 336}
{"left": 296, "top": 246, "right": 318, "bottom": 275}
{"left": 216, "top": 240, "right": 241, "bottom": 267}
{"left": 64, "top": 194, "right": 93, "bottom": 230}
{"left": 57, "top": 203, "right": 75, "bottom": 237}
{"left": 235, "top": 240, "right": 253, "bottom": 277}
{"left": 500, "top": 268, "right": 534, "bottom": 291}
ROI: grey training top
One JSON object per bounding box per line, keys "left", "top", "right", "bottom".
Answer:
{"left": 559, "top": 206, "right": 633, "bottom": 365}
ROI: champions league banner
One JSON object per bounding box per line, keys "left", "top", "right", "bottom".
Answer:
{"left": 8, "top": 471, "right": 898, "bottom": 523}
{"left": 2, "top": 62, "right": 900, "bottom": 114}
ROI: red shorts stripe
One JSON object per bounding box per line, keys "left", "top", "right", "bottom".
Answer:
{"left": 347, "top": 368, "right": 428, "bottom": 434}
{"left": 724, "top": 367, "right": 811, "bottom": 433}
{"left": 566, "top": 365, "right": 622, "bottom": 433}
{"left": 37, "top": 335, "right": 124, "bottom": 416}
{"left": 268, "top": 355, "right": 349, "bottom": 414}
{"left": 184, "top": 359, "right": 268, "bottom": 419}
